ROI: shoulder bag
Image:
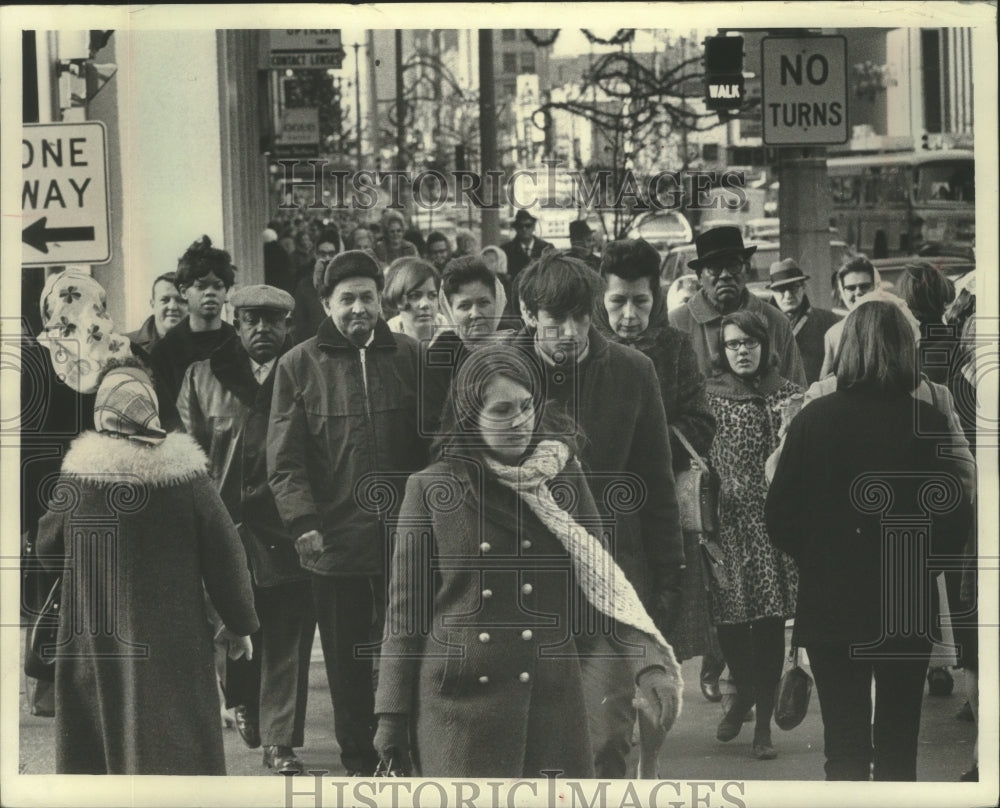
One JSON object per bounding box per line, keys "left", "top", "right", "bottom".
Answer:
{"left": 670, "top": 425, "right": 728, "bottom": 590}
{"left": 774, "top": 646, "right": 813, "bottom": 730}
{"left": 25, "top": 576, "right": 61, "bottom": 679}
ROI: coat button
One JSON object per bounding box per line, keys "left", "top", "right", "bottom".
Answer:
{"left": 856, "top": 528, "right": 862, "bottom": 534}
{"left": 479, "top": 542, "right": 491, "bottom": 553}
{"left": 482, "top": 589, "right": 493, "bottom": 599}
{"left": 521, "top": 629, "right": 533, "bottom": 641}
{"left": 478, "top": 632, "right": 491, "bottom": 643}
{"left": 521, "top": 539, "right": 532, "bottom": 549}
{"left": 521, "top": 583, "right": 533, "bottom": 595}
{"left": 519, "top": 672, "right": 531, "bottom": 683}
{"left": 478, "top": 675, "right": 490, "bottom": 685}
{"left": 245, "top": 485, "right": 255, "bottom": 494}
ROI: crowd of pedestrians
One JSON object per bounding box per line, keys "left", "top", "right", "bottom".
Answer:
{"left": 22, "top": 208, "right": 978, "bottom": 783}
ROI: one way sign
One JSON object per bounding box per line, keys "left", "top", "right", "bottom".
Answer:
{"left": 22, "top": 121, "right": 111, "bottom": 265}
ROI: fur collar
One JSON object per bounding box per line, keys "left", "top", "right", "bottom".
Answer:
{"left": 61, "top": 431, "right": 209, "bottom": 487}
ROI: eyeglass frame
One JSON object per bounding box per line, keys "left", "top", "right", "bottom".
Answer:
{"left": 723, "top": 337, "right": 761, "bottom": 352}
{"left": 700, "top": 257, "right": 749, "bottom": 279}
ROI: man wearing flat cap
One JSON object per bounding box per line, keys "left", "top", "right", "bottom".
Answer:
{"left": 767, "top": 258, "right": 841, "bottom": 384}
{"left": 669, "top": 226, "right": 806, "bottom": 386}
{"left": 178, "top": 284, "right": 315, "bottom": 775}
{"left": 501, "top": 209, "right": 554, "bottom": 280}
{"left": 568, "top": 219, "right": 601, "bottom": 270}
{"left": 267, "top": 251, "right": 427, "bottom": 776}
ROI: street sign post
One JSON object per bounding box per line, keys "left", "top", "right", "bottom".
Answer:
{"left": 262, "top": 29, "right": 344, "bottom": 70}
{"left": 761, "top": 35, "right": 848, "bottom": 145}
{"left": 22, "top": 121, "right": 111, "bottom": 266}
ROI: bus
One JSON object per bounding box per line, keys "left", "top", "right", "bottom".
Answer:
{"left": 827, "top": 149, "right": 975, "bottom": 258}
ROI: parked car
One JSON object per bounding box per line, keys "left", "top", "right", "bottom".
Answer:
{"left": 623, "top": 210, "right": 693, "bottom": 255}
{"left": 742, "top": 218, "right": 780, "bottom": 242}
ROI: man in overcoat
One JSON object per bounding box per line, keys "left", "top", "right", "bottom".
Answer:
{"left": 503, "top": 251, "right": 686, "bottom": 777}
{"left": 767, "top": 258, "right": 842, "bottom": 384}
{"left": 178, "top": 284, "right": 315, "bottom": 775}
{"left": 501, "top": 209, "right": 554, "bottom": 280}
{"left": 268, "top": 251, "right": 427, "bottom": 776}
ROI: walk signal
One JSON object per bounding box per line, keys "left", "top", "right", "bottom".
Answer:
{"left": 704, "top": 36, "right": 745, "bottom": 111}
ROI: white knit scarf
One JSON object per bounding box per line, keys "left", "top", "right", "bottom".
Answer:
{"left": 483, "top": 440, "right": 676, "bottom": 656}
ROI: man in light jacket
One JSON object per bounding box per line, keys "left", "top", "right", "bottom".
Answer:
{"left": 178, "top": 284, "right": 314, "bottom": 776}
{"left": 268, "top": 252, "right": 427, "bottom": 777}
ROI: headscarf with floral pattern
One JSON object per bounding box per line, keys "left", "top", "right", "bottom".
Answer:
{"left": 37, "top": 270, "right": 132, "bottom": 394}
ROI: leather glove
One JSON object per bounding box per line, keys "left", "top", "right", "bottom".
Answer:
{"left": 373, "top": 712, "right": 412, "bottom": 775}
{"left": 652, "top": 564, "right": 685, "bottom": 637}
{"left": 637, "top": 665, "right": 681, "bottom": 734}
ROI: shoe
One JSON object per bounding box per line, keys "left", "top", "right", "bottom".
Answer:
{"left": 263, "top": 745, "right": 303, "bottom": 775}
{"left": 234, "top": 704, "right": 261, "bottom": 749}
{"left": 29, "top": 705, "right": 55, "bottom": 718}
{"left": 926, "top": 665, "right": 954, "bottom": 696}
{"left": 717, "top": 701, "right": 751, "bottom": 742}
{"left": 700, "top": 678, "right": 722, "bottom": 703}
{"left": 955, "top": 699, "right": 974, "bottom": 721}
{"left": 752, "top": 740, "right": 777, "bottom": 760}
{"left": 959, "top": 765, "right": 978, "bottom": 782}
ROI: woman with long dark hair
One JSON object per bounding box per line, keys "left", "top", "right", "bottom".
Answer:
{"left": 373, "top": 344, "right": 683, "bottom": 777}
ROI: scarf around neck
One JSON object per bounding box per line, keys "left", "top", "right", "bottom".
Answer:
{"left": 482, "top": 440, "right": 674, "bottom": 652}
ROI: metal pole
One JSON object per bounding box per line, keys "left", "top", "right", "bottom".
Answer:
{"left": 478, "top": 30, "right": 500, "bottom": 247}
{"left": 353, "top": 42, "right": 362, "bottom": 164}
{"left": 395, "top": 30, "right": 406, "bottom": 171}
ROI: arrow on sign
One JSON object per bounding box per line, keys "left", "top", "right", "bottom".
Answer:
{"left": 22, "top": 217, "right": 96, "bottom": 254}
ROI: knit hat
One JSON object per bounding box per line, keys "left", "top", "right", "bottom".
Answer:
{"left": 314, "top": 249, "right": 383, "bottom": 296}
{"left": 94, "top": 366, "right": 167, "bottom": 445}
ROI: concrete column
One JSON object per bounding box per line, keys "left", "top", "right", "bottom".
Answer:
{"left": 778, "top": 154, "right": 833, "bottom": 308}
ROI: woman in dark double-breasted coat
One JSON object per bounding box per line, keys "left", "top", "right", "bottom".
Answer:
{"left": 37, "top": 364, "right": 259, "bottom": 775}
{"left": 373, "top": 345, "right": 684, "bottom": 778}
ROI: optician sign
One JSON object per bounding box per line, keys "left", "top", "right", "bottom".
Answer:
{"left": 22, "top": 121, "right": 111, "bottom": 266}
{"left": 262, "top": 29, "right": 344, "bottom": 70}
{"left": 761, "top": 35, "right": 848, "bottom": 145}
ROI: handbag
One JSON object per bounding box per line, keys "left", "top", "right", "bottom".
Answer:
{"left": 25, "top": 576, "right": 61, "bottom": 679}
{"left": 773, "top": 646, "right": 813, "bottom": 730}
{"left": 237, "top": 523, "right": 308, "bottom": 588}
{"left": 670, "top": 426, "right": 728, "bottom": 590}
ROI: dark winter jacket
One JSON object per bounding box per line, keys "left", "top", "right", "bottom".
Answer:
{"left": 37, "top": 431, "right": 258, "bottom": 774}
{"left": 769, "top": 296, "right": 842, "bottom": 384}
{"left": 499, "top": 326, "right": 686, "bottom": 598}
{"left": 501, "top": 236, "right": 554, "bottom": 279}
{"left": 765, "top": 389, "right": 973, "bottom": 647}
{"left": 267, "top": 317, "right": 428, "bottom": 575}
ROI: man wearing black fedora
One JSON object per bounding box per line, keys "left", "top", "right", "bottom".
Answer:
{"left": 669, "top": 226, "right": 806, "bottom": 386}
{"left": 501, "top": 209, "right": 554, "bottom": 279}
{"left": 767, "top": 258, "right": 841, "bottom": 384}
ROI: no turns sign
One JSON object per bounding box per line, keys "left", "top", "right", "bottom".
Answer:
{"left": 22, "top": 121, "right": 111, "bottom": 266}
{"left": 761, "top": 36, "right": 848, "bottom": 146}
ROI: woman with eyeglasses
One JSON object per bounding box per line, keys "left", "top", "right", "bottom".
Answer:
{"left": 705, "top": 309, "right": 802, "bottom": 760}
{"left": 382, "top": 257, "right": 446, "bottom": 344}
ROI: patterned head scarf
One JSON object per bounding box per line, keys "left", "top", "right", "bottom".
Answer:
{"left": 93, "top": 366, "right": 166, "bottom": 445}
{"left": 37, "top": 270, "right": 132, "bottom": 394}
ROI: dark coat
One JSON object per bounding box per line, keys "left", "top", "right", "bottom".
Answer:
{"left": 765, "top": 389, "right": 973, "bottom": 647}
{"left": 499, "top": 327, "right": 685, "bottom": 599}
{"left": 669, "top": 289, "right": 807, "bottom": 388}
{"left": 37, "top": 431, "right": 258, "bottom": 774}
{"left": 770, "top": 296, "right": 842, "bottom": 384}
{"left": 177, "top": 336, "right": 304, "bottom": 587}
{"left": 124, "top": 315, "right": 161, "bottom": 356}
{"left": 268, "top": 317, "right": 428, "bottom": 575}
{"left": 501, "top": 236, "right": 554, "bottom": 279}
{"left": 148, "top": 316, "right": 237, "bottom": 431}
{"left": 291, "top": 272, "right": 328, "bottom": 345}
{"left": 594, "top": 297, "right": 716, "bottom": 467}
{"left": 376, "top": 455, "right": 610, "bottom": 778}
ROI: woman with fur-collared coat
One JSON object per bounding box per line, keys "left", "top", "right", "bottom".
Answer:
{"left": 374, "top": 345, "right": 683, "bottom": 778}
{"left": 37, "top": 365, "right": 258, "bottom": 775}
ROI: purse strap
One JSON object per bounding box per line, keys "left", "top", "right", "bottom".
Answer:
{"left": 670, "top": 424, "right": 710, "bottom": 475}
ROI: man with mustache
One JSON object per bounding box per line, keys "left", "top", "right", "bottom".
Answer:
{"left": 178, "top": 284, "right": 314, "bottom": 776}
{"left": 668, "top": 226, "right": 806, "bottom": 706}
{"left": 268, "top": 251, "right": 427, "bottom": 776}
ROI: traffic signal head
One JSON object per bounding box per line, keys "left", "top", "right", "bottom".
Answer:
{"left": 704, "top": 36, "right": 745, "bottom": 111}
